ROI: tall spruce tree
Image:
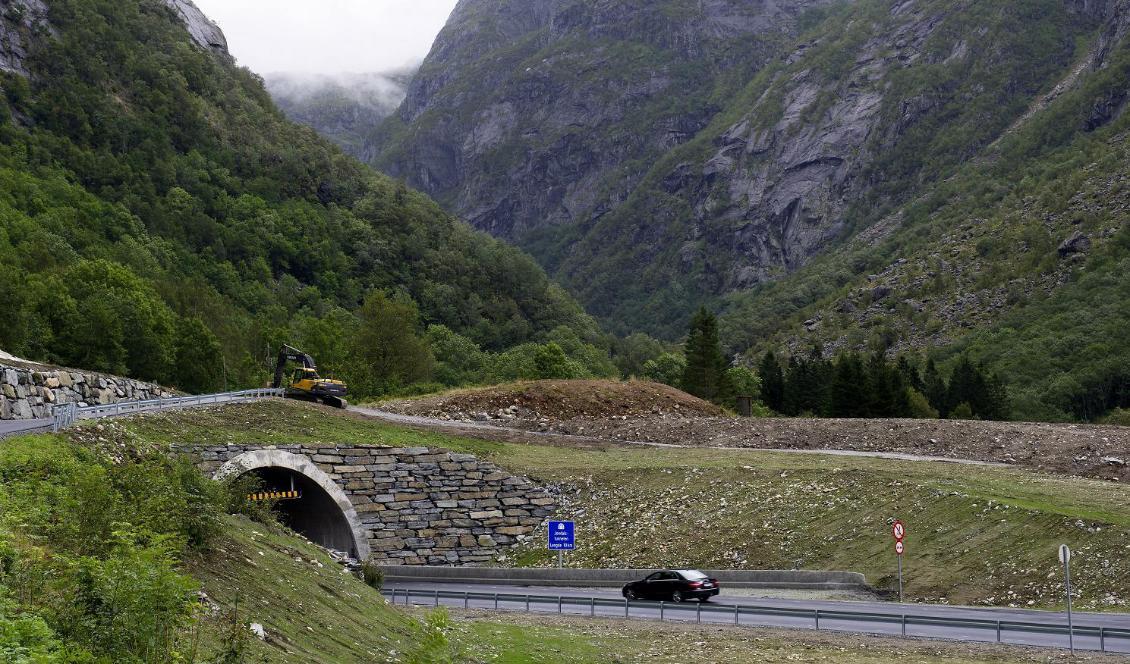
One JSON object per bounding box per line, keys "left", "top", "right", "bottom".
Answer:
{"left": 681, "top": 307, "right": 733, "bottom": 405}
{"left": 829, "top": 353, "right": 866, "bottom": 417}
{"left": 759, "top": 350, "right": 785, "bottom": 413}
{"left": 923, "top": 359, "right": 948, "bottom": 416}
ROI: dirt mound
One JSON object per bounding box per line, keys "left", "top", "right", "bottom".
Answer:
{"left": 380, "top": 380, "right": 723, "bottom": 423}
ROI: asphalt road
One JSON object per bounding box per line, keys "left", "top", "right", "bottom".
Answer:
{"left": 385, "top": 581, "right": 1130, "bottom": 654}
{"left": 0, "top": 418, "right": 52, "bottom": 438}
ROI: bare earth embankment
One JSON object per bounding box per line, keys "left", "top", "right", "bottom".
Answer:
{"left": 379, "top": 381, "right": 1130, "bottom": 481}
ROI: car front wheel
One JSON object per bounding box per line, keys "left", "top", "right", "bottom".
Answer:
{"left": 624, "top": 588, "right": 637, "bottom": 600}
{"left": 671, "top": 590, "right": 684, "bottom": 603}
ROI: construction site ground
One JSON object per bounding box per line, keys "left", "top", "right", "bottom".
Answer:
{"left": 376, "top": 380, "right": 1130, "bottom": 482}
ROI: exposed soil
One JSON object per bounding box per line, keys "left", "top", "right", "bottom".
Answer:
{"left": 379, "top": 380, "right": 1130, "bottom": 482}
{"left": 381, "top": 380, "right": 723, "bottom": 421}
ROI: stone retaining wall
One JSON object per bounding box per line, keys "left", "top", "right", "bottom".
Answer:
{"left": 0, "top": 363, "right": 173, "bottom": 420}
{"left": 185, "top": 444, "right": 556, "bottom": 565}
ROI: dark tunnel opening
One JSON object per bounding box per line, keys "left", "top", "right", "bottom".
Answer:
{"left": 245, "top": 467, "right": 359, "bottom": 558}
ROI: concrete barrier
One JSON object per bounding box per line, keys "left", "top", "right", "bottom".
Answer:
{"left": 380, "top": 565, "right": 868, "bottom": 590}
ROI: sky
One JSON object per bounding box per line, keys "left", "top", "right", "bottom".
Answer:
{"left": 191, "top": 0, "right": 459, "bottom": 75}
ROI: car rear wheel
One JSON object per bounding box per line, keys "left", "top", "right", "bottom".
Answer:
{"left": 671, "top": 590, "right": 684, "bottom": 603}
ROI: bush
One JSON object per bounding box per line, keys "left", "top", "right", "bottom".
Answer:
{"left": 949, "top": 402, "right": 975, "bottom": 420}
{"left": 1101, "top": 408, "right": 1130, "bottom": 426}
{"left": 360, "top": 561, "right": 384, "bottom": 590}
{"left": 906, "top": 388, "right": 940, "bottom": 419}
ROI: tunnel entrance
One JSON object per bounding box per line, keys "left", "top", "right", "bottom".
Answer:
{"left": 215, "top": 449, "right": 371, "bottom": 561}
{"left": 245, "top": 466, "right": 359, "bottom": 557}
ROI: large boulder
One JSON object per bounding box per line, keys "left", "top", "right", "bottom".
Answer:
{"left": 1058, "top": 231, "right": 1092, "bottom": 257}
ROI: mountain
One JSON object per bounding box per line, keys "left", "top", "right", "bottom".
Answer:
{"left": 266, "top": 69, "right": 413, "bottom": 158}
{"left": 0, "top": 0, "right": 605, "bottom": 394}
{"left": 366, "top": 0, "right": 1130, "bottom": 420}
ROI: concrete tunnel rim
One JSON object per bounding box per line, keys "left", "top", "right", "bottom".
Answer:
{"left": 214, "top": 449, "right": 371, "bottom": 561}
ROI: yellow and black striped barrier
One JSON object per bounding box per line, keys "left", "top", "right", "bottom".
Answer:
{"left": 247, "top": 490, "right": 301, "bottom": 502}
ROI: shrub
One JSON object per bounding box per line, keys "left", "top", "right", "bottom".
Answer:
{"left": 906, "top": 388, "right": 940, "bottom": 419}
{"left": 360, "top": 561, "right": 384, "bottom": 590}
{"left": 1101, "top": 408, "right": 1130, "bottom": 426}
{"left": 949, "top": 402, "right": 975, "bottom": 420}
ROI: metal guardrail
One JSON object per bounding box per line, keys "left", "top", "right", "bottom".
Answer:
{"left": 383, "top": 588, "right": 1130, "bottom": 654}
{"left": 50, "top": 388, "right": 284, "bottom": 432}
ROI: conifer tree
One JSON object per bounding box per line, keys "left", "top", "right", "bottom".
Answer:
{"left": 681, "top": 307, "right": 733, "bottom": 405}
{"left": 923, "top": 359, "right": 948, "bottom": 416}
{"left": 759, "top": 350, "right": 785, "bottom": 412}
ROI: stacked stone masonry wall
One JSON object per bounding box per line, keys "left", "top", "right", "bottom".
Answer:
{"left": 187, "top": 444, "right": 556, "bottom": 565}
{"left": 0, "top": 363, "right": 173, "bottom": 420}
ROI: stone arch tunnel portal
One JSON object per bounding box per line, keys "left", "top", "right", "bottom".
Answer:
{"left": 215, "top": 450, "right": 371, "bottom": 561}
{"left": 245, "top": 466, "right": 357, "bottom": 557}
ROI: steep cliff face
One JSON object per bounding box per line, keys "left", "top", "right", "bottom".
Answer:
{"left": 371, "top": 0, "right": 833, "bottom": 242}
{"left": 371, "top": 0, "right": 1126, "bottom": 339}
{"left": 0, "top": 0, "right": 49, "bottom": 75}
{"left": 162, "top": 0, "right": 227, "bottom": 53}
{"left": 1, "top": 0, "right": 223, "bottom": 76}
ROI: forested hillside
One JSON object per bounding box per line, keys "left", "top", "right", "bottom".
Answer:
{"left": 0, "top": 0, "right": 609, "bottom": 396}
{"left": 358, "top": 0, "right": 1130, "bottom": 421}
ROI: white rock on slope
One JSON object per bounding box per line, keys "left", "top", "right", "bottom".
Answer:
{"left": 162, "top": 0, "right": 228, "bottom": 53}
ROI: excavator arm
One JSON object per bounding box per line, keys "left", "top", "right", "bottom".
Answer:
{"left": 271, "top": 344, "right": 348, "bottom": 409}
{"left": 272, "top": 345, "right": 317, "bottom": 388}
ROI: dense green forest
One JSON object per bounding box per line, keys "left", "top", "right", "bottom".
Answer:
{"left": 0, "top": 0, "right": 612, "bottom": 396}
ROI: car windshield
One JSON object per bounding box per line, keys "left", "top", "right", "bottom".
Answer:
{"left": 677, "top": 570, "right": 708, "bottom": 580}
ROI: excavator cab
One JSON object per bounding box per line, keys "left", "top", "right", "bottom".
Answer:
{"left": 272, "top": 345, "right": 348, "bottom": 409}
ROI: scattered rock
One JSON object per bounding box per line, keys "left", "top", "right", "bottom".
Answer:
{"left": 1057, "top": 231, "right": 1092, "bottom": 257}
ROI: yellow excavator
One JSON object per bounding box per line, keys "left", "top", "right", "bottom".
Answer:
{"left": 272, "top": 345, "right": 348, "bottom": 409}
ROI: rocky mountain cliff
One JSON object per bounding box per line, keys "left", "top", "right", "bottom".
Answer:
{"left": 362, "top": 0, "right": 1130, "bottom": 420}
{"left": 373, "top": 0, "right": 1122, "bottom": 335}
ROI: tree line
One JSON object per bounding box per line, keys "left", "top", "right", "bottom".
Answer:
{"left": 657, "top": 308, "right": 1010, "bottom": 421}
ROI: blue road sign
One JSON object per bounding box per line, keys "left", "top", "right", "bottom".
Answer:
{"left": 548, "top": 521, "right": 575, "bottom": 550}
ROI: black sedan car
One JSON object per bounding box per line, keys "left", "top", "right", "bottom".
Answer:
{"left": 621, "top": 569, "right": 720, "bottom": 602}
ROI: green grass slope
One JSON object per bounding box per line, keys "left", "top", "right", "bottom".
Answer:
{"left": 111, "top": 401, "right": 1130, "bottom": 612}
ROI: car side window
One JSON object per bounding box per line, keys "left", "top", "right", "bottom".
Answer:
{"left": 645, "top": 572, "right": 662, "bottom": 581}
{"left": 661, "top": 571, "right": 677, "bottom": 580}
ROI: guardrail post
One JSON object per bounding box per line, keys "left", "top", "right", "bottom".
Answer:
{"left": 624, "top": 599, "right": 629, "bottom": 618}
{"left": 660, "top": 601, "right": 664, "bottom": 622}
{"left": 697, "top": 601, "right": 701, "bottom": 623}
{"left": 494, "top": 593, "right": 499, "bottom": 610}
{"left": 434, "top": 590, "right": 439, "bottom": 607}
{"left": 465, "top": 592, "right": 469, "bottom": 609}
{"left": 996, "top": 621, "right": 1001, "bottom": 643}
{"left": 1100, "top": 627, "right": 1105, "bottom": 652}
{"left": 901, "top": 614, "right": 907, "bottom": 637}
{"left": 526, "top": 594, "right": 530, "bottom": 612}
{"left": 558, "top": 596, "right": 563, "bottom": 614}
{"left": 590, "top": 597, "right": 595, "bottom": 617}
{"left": 734, "top": 604, "right": 739, "bottom": 625}
{"left": 815, "top": 609, "right": 820, "bottom": 630}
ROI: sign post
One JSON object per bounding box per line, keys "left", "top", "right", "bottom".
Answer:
{"left": 1060, "top": 544, "right": 1074, "bottom": 655}
{"left": 548, "top": 521, "right": 575, "bottom": 568}
{"left": 892, "top": 520, "right": 906, "bottom": 603}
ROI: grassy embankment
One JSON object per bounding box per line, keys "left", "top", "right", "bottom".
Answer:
{"left": 116, "top": 400, "right": 1130, "bottom": 611}
{"left": 6, "top": 411, "right": 1097, "bottom": 663}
